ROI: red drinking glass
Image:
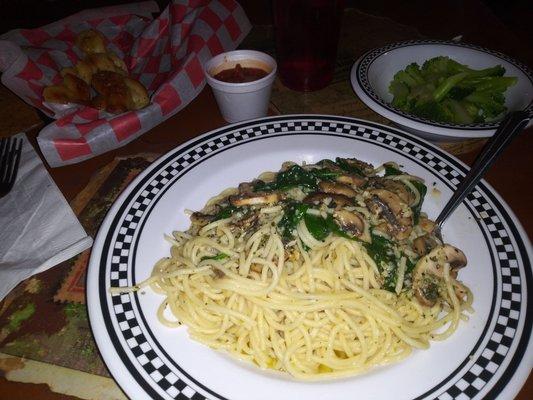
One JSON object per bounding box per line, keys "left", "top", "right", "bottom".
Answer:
{"left": 273, "top": 0, "right": 345, "bottom": 92}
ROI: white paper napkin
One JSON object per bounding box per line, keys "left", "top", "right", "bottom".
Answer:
{"left": 0, "top": 133, "right": 92, "bottom": 301}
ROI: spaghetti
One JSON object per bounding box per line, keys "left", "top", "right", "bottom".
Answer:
{"left": 112, "top": 158, "right": 473, "bottom": 379}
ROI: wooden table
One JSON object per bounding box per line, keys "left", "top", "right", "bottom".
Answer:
{"left": 0, "top": 2, "right": 531, "bottom": 399}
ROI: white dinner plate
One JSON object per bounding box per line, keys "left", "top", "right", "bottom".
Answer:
{"left": 87, "top": 115, "right": 532, "bottom": 400}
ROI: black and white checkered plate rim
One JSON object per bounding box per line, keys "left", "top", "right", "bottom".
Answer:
{"left": 88, "top": 115, "right": 532, "bottom": 400}
{"left": 354, "top": 39, "right": 533, "bottom": 130}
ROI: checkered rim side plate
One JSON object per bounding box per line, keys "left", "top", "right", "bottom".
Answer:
{"left": 94, "top": 116, "right": 531, "bottom": 400}
{"left": 355, "top": 39, "right": 533, "bottom": 130}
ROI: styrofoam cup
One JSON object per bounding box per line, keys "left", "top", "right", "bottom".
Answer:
{"left": 204, "top": 50, "right": 277, "bottom": 123}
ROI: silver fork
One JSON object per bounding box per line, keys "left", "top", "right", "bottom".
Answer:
{"left": 0, "top": 137, "right": 23, "bottom": 199}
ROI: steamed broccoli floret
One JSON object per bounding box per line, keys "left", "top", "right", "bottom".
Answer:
{"left": 421, "top": 56, "right": 469, "bottom": 78}
{"left": 410, "top": 101, "right": 455, "bottom": 123}
{"left": 448, "top": 86, "right": 475, "bottom": 101}
{"left": 470, "top": 76, "right": 517, "bottom": 92}
{"left": 467, "top": 65, "right": 506, "bottom": 78}
{"left": 447, "top": 99, "right": 476, "bottom": 124}
{"left": 388, "top": 56, "right": 517, "bottom": 124}
{"left": 465, "top": 90, "right": 507, "bottom": 120}
{"left": 389, "top": 80, "right": 409, "bottom": 107}
{"left": 393, "top": 70, "right": 419, "bottom": 89}
{"left": 404, "top": 63, "right": 425, "bottom": 85}
{"left": 432, "top": 72, "right": 468, "bottom": 102}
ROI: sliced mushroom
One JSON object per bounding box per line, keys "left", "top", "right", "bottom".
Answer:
{"left": 413, "top": 274, "right": 440, "bottom": 307}
{"left": 190, "top": 211, "right": 215, "bottom": 226}
{"left": 333, "top": 210, "right": 370, "bottom": 242}
{"left": 318, "top": 181, "right": 357, "bottom": 198}
{"left": 453, "top": 281, "right": 468, "bottom": 302}
{"left": 440, "top": 244, "right": 468, "bottom": 272}
{"left": 281, "top": 161, "right": 297, "bottom": 171}
{"left": 238, "top": 181, "right": 254, "bottom": 194}
{"left": 366, "top": 189, "right": 413, "bottom": 240}
{"left": 250, "top": 263, "right": 263, "bottom": 273}
{"left": 386, "top": 181, "right": 414, "bottom": 206}
{"left": 285, "top": 248, "right": 300, "bottom": 262}
{"left": 230, "top": 192, "right": 280, "bottom": 207}
{"left": 418, "top": 216, "right": 436, "bottom": 233}
{"left": 303, "top": 193, "right": 354, "bottom": 208}
{"left": 412, "top": 244, "right": 467, "bottom": 306}
{"left": 412, "top": 234, "right": 439, "bottom": 257}
{"left": 212, "top": 268, "right": 225, "bottom": 279}
{"left": 367, "top": 177, "right": 415, "bottom": 206}
{"left": 318, "top": 159, "right": 344, "bottom": 172}
{"left": 335, "top": 174, "right": 367, "bottom": 187}
{"left": 374, "top": 221, "right": 389, "bottom": 234}
{"left": 232, "top": 211, "right": 259, "bottom": 230}
{"left": 189, "top": 210, "right": 217, "bottom": 235}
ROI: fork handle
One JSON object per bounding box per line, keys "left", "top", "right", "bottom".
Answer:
{"left": 435, "top": 110, "right": 531, "bottom": 227}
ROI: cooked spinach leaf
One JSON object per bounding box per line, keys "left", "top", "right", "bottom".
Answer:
{"left": 406, "top": 257, "right": 417, "bottom": 274}
{"left": 384, "top": 164, "right": 403, "bottom": 176}
{"left": 364, "top": 233, "right": 420, "bottom": 292}
{"left": 201, "top": 253, "right": 229, "bottom": 261}
{"left": 410, "top": 180, "right": 427, "bottom": 225}
{"left": 278, "top": 202, "right": 309, "bottom": 240}
{"left": 214, "top": 205, "right": 238, "bottom": 221}
{"left": 254, "top": 165, "right": 318, "bottom": 192}
{"left": 310, "top": 168, "right": 341, "bottom": 181}
{"left": 304, "top": 213, "right": 330, "bottom": 241}
{"left": 325, "top": 214, "right": 356, "bottom": 240}
{"left": 383, "top": 271, "right": 397, "bottom": 292}
{"left": 365, "top": 233, "right": 396, "bottom": 267}
{"left": 254, "top": 165, "right": 342, "bottom": 192}
{"left": 364, "top": 233, "right": 398, "bottom": 292}
{"left": 306, "top": 211, "right": 362, "bottom": 241}
{"left": 280, "top": 204, "right": 357, "bottom": 242}
{"left": 335, "top": 157, "right": 364, "bottom": 176}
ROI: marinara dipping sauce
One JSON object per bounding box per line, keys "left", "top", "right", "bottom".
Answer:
{"left": 213, "top": 63, "right": 269, "bottom": 83}
{"left": 205, "top": 50, "right": 276, "bottom": 122}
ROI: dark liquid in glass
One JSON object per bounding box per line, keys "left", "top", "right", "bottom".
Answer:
{"left": 273, "top": 0, "right": 344, "bottom": 92}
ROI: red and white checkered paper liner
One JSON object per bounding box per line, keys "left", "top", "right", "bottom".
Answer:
{"left": 0, "top": 0, "right": 251, "bottom": 167}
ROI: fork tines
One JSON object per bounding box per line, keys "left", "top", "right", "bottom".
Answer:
{"left": 0, "top": 137, "right": 23, "bottom": 198}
